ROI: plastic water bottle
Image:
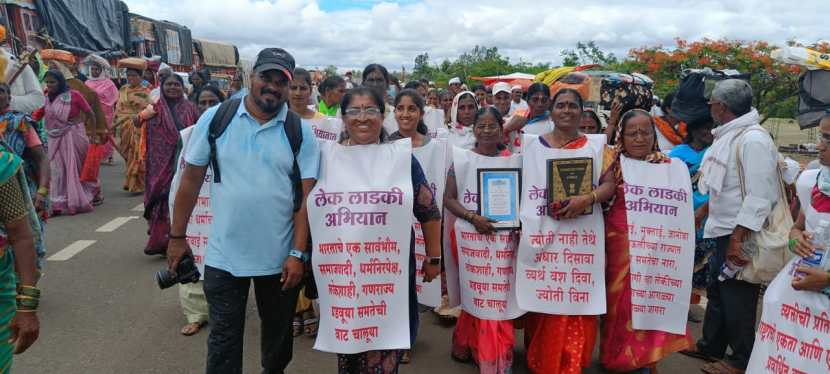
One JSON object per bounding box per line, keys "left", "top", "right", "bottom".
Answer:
{"left": 801, "top": 220, "right": 830, "bottom": 269}
{"left": 717, "top": 260, "right": 743, "bottom": 282}
{"left": 718, "top": 232, "right": 760, "bottom": 282}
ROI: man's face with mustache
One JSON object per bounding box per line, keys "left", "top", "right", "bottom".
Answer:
{"left": 250, "top": 69, "right": 290, "bottom": 114}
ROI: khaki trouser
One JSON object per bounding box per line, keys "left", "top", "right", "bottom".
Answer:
{"left": 179, "top": 281, "right": 209, "bottom": 324}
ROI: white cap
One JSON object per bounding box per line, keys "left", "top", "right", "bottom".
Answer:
{"left": 511, "top": 85, "right": 522, "bottom": 92}
{"left": 448, "top": 77, "right": 461, "bottom": 85}
{"left": 493, "top": 82, "right": 512, "bottom": 96}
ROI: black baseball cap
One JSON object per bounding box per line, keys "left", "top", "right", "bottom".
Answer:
{"left": 254, "top": 48, "right": 295, "bottom": 80}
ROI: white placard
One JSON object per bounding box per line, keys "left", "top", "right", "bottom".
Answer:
{"left": 451, "top": 148, "right": 524, "bottom": 320}
{"left": 424, "top": 107, "right": 445, "bottom": 137}
{"left": 515, "top": 134, "right": 607, "bottom": 315}
{"left": 449, "top": 127, "right": 476, "bottom": 150}
{"left": 305, "top": 116, "right": 343, "bottom": 143}
{"left": 746, "top": 259, "right": 830, "bottom": 374}
{"left": 411, "top": 136, "right": 448, "bottom": 307}
{"left": 621, "top": 156, "right": 695, "bottom": 334}
{"left": 308, "top": 139, "right": 415, "bottom": 354}
{"left": 169, "top": 127, "right": 210, "bottom": 278}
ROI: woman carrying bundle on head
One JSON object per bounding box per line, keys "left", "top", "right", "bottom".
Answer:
{"left": 39, "top": 69, "right": 97, "bottom": 215}
{"left": 114, "top": 59, "right": 152, "bottom": 193}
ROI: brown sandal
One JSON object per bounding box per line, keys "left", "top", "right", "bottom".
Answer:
{"left": 701, "top": 360, "right": 745, "bottom": 374}
{"left": 180, "top": 321, "right": 207, "bottom": 336}
{"left": 400, "top": 350, "right": 412, "bottom": 364}
{"left": 293, "top": 317, "right": 303, "bottom": 337}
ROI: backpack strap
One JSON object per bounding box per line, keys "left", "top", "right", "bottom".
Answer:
{"left": 207, "top": 98, "right": 242, "bottom": 183}
{"left": 283, "top": 111, "right": 304, "bottom": 212}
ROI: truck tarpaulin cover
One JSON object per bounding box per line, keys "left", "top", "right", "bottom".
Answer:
{"left": 194, "top": 39, "right": 239, "bottom": 68}
{"left": 155, "top": 21, "right": 193, "bottom": 66}
{"left": 35, "top": 0, "right": 128, "bottom": 55}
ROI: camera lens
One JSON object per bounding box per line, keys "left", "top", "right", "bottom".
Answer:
{"left": 156, "top": 269, "right": 175, "bottom": 289}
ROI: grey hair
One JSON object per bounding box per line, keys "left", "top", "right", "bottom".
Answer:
{"left": 711, "top": 79, "right": 753, "bottom": 117}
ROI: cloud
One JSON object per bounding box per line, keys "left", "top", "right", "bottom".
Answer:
{"left": 124, "top": 0, "right": 829, "bottom": 71}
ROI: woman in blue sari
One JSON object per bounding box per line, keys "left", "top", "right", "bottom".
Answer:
{"left": 0, "top": 82, "right": 49, "bottom": 270}
{"left": 668, "top": 115, "right": 714, "bottom": 309}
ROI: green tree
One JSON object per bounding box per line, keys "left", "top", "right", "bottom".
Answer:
{"left": 412, "top": 53, "right": 434, "bottom": 81}
{"left": 614, "top": 38, "right": 823, "bottom": 123}
{"left": 323, "top": 65, "right": 338, "bottom": 77}
{"left": 560, "top": 41, "right": 618, "bottom": 67}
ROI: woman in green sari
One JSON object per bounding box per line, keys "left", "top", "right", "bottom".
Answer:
{"left": 0, "top": 144, "right": 41, "bottom": 371}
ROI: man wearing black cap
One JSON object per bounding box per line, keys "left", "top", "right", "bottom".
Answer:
{"left": 167, "top": 48, "right": 320, "bottom": 374}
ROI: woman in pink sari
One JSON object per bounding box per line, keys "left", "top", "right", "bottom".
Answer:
{"left": 139, "top": 73, "right": 199, "bottom": 255}
{"left": 83, "top": 55, "right": 119, "bottom": 163}
{"left": 40, "top": 70, "right": 96, "bottom": 215}
{"left": 600, "top": 109, "right": 693, "bottom": 373}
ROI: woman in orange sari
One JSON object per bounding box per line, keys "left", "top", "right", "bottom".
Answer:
{"left": 600, "top": 109, "right": 693, "bottom": 373}
{"left": 114, "top": 67, "right": 152, "bottom": 193}
{"left": 523, "top": 88, "right": 617, "bottom": 374}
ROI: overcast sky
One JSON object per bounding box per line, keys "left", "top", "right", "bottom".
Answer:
{"left": 124, "top": 0, "right": 828, "bottom": 71}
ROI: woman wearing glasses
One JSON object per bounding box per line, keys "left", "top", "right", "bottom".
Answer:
{"left": 310, "top": 87, "right": 442, "bottom": 373}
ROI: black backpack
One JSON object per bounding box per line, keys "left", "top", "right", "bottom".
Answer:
{"left": 797, "top": 69, "right": 830, "bottom": 129}
{"left": 207, "top": 98, "right": 304, "bottom": 212}
{"left": 671, "top": 68, "right": 750, "bottom": 124}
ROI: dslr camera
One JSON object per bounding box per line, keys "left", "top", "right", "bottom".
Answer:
{"left": 156, "top": 254, "right": 201, "bottom": 289}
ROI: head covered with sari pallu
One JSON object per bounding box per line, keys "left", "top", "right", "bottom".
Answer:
{"left": 614, "top": 109, "right": 668, "bottom": 161}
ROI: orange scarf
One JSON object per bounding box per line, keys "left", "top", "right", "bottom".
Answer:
{"left": 653, "top": 116, "right": 687, "bottom": 145}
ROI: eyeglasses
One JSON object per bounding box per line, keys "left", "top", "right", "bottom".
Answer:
{"left": 623, "top": 130, "right": 655, "bottom": 139}
{"left": 344, "top": 107, "right": 382, "bottom": 118}
{"left": 475, "top": 124, "right": 501, "bottom": 132}
{"left": 817, "top": 133, "right": 830, "bottom": 146}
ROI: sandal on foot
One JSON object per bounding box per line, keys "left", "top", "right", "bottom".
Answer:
{"left": 701, "top": 361, "right": 745, "bottom": 374}
{"left": 304, "top": 317, "right": 319, "bottom": 336}
{"left": 293, "top": 317, "right": 303, "bottom": 337}
{"left": 679, "top": 348, "right": 718, "bottom": 363}
{"left": 180, "top": 321, "right": 206, "bottom": 336}
{"left": 400, "top": 350, "right": 412, "bottom": 364}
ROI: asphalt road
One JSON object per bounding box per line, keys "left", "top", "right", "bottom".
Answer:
{"left": 12, "top": 158, "right": 707, "bottom": 373}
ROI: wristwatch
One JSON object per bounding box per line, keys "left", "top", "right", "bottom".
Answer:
{"left": 427, "top": 256, "right": 441, "bottom": 265}
{"left": 288, "top": 249, "right": 308, "bottom": 262}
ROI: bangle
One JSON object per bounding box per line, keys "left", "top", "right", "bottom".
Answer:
{"left": 590, "top": 192, "right": 597, "bottom": 205}
{"left": 18, "top": 285, "right": 40, "bottom": 298}
{"left": 37, "top": 187, "right": 49, "bottom": 196}
{"left": 169, "top": 234, "right": 187, "bottom": 240}
{"left": 788, "top": 239, "right": 797, "bottom": 253}
{"left": 15, "top": 309, "right": 36, "bottom": 313}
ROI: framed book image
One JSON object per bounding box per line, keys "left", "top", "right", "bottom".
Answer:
{"left": 546, "top": 157, "right": 594, "bottom": 216}
{"left": 477, "top": 168, "right": 521, "bottom": 230}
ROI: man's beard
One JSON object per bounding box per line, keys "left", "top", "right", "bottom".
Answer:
{"left": 254, "top": 94, "right": 283, "bottom": 114}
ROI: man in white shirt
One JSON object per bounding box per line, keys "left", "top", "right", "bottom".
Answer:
{"left": 691, "top": 79, "right": 779, "bottom": 373}
{"left": 508, "top": 85, "right": 527, "bottom": 116}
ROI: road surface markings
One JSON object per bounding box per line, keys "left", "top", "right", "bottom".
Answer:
{"left": 96, "top": 216, "right": 139, "bottom": 232}
{"left": 48, "top": 240, "right": 96, "bottom": 261}
{"left": 131, "top": 203, "right": 144, "bottom": 212}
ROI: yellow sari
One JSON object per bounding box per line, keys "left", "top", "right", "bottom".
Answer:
{"left": 114, "top": 85, "right": 151, "bottom": 193}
